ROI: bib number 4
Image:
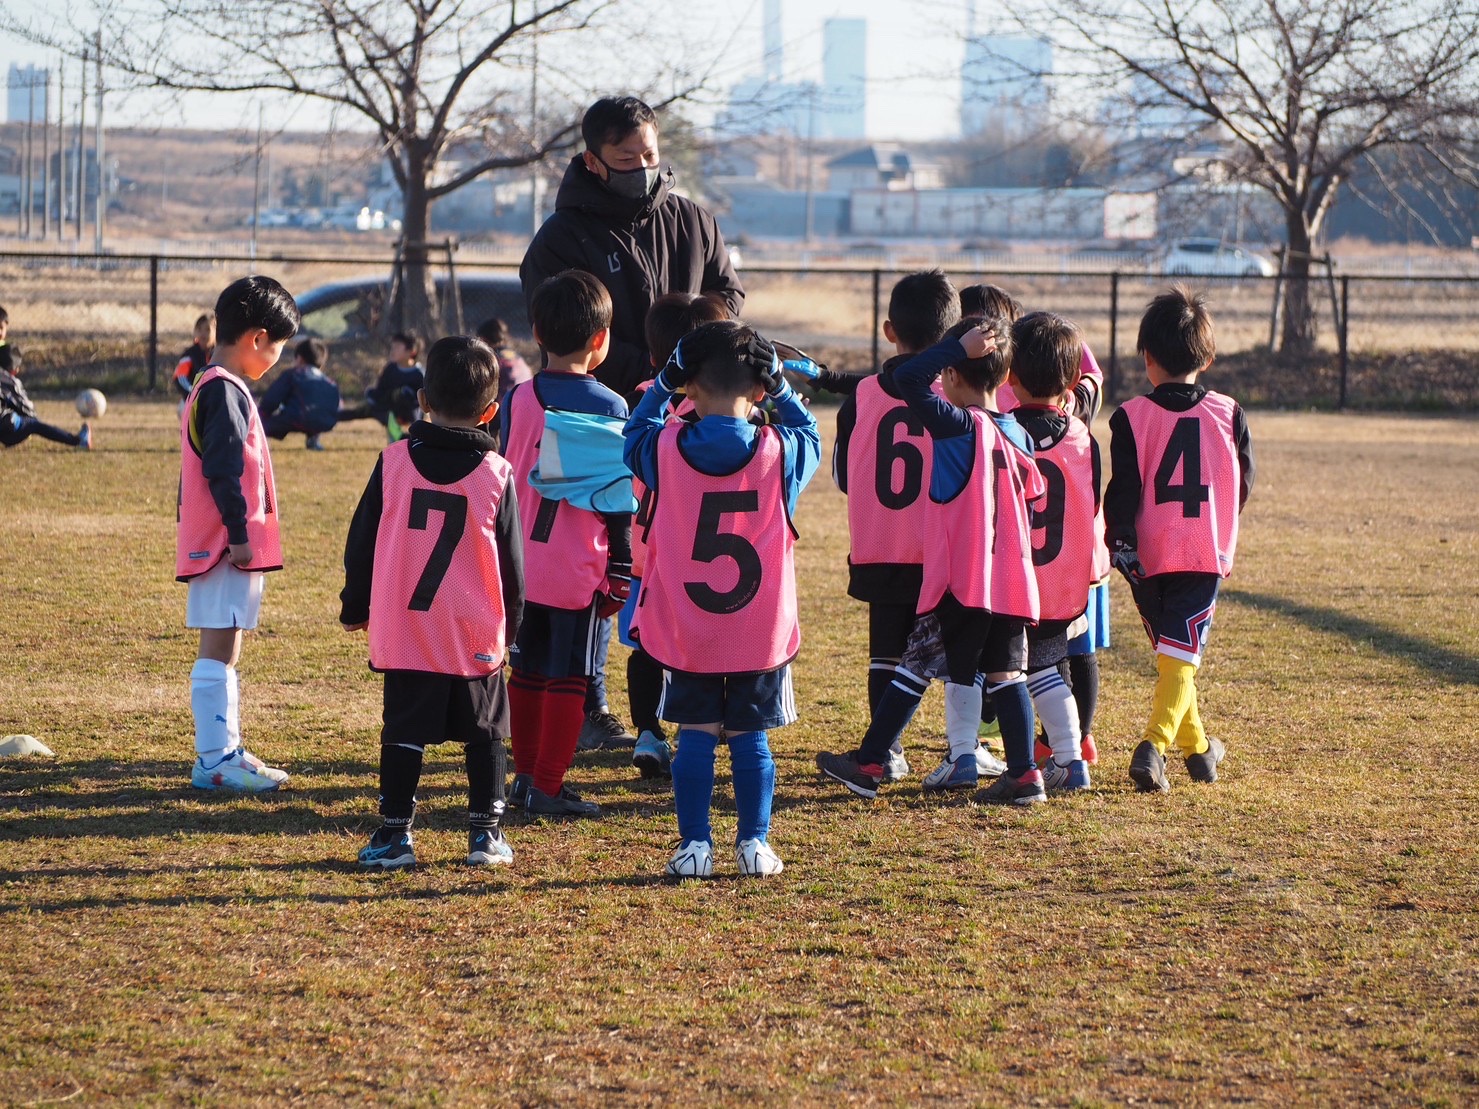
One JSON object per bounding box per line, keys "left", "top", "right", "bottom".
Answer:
{"left": 1154, "top": 418, "right": 1211, "bottom": 518}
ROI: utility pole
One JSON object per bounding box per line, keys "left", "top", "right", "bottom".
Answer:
{"left": 23, "top": 74, "right": 34, "bottom": 239}
{"left": 530, "top": 38, "right": 543, "bottom": 236}
{"left": 803, "top": 83, "right": 817, "bottom": 245}
{"left": 76, "top": 48, "right": 87, "bottom": 243}
{"left": 56, "top": 63, "right": 65, "bottom": 237}
{"left": 41, "top": 70, "right": 50, "bottom": 239}
{"left": 94, "top": 30, "right": 105, "bottom": 253}
{"left": 251, "top": 103, "right": 264, "bottom": 259}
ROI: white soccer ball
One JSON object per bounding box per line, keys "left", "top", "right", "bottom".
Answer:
{"left": 75, "top": 388, "right": 107, "bottom": 419}
{"left": 665, "top": 839, "right": 714, "bottom": 879}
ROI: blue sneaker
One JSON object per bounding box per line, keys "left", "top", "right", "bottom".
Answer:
{"left": 466, "top": 827, "right": 513, "bottom": 866}
{"left": 921, "top": 752, "right": 979, "bottom": 793}
{"left": 632, "top": 730, "right": 673, "bottom": 779}
{"left": 882, "top": 746, "right": 910, "bottom": 783}
{"left": 1042, "top": 757, "right": 1092, "bottom": 792}
{"left": 76, "top": 423, "right": 92, "bottom": 451}
{"left": 359, "top": 826, "right": 415, "bottom": 869}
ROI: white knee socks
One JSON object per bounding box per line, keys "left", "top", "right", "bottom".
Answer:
{"left": 191, "top": 658, "right": 237, "bottom": 761}
{"left": 1027, "top": 665, "right": 1081, "bottom": 762}
{"left": 943, "top": 681, "right": 984, "bottom": 760}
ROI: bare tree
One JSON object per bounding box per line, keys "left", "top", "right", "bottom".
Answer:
{"left": 7, "top": 0, "right": 667, "bottom": 335}
{"left": 1007, "top": 0, "right": 1479, "bottom": 350}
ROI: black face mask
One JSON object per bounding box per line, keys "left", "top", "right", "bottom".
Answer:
{"left": 594, "top": 156, "right": 661, "bottom": 200}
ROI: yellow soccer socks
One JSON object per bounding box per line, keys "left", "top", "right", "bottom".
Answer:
{"left": 1144, "top": 654, "right": 1209, "bottom": 757}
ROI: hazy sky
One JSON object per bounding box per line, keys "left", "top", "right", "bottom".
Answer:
{"left": 1, "top": 0, "right": 974, "bottom": 139}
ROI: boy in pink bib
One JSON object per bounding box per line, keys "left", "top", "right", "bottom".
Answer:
{"left": 177, "top": 276, "right": 299, "bottom": 792}
{"left": 1104, "top": 286, "right": 1254, "bottom": 792}
{"left": 342, "top": 337, "right": 525, "bottom": 868}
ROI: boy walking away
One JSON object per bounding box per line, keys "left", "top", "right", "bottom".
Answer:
{"left": 177, "top": 276, "right": 299, "bottom": 791}
{"left": 816, "top": 317, "right": 1050, "bottom": 805}
{"left": 1009, "top": 312, "right": 1110, "bottom": 793}
{"left": 258, "top": 338, "right": 341, "bottom": 450}
{"left": 624, "top": 321, "right": 820, "bottom": 878}
{"left": 341, "top": 337, "right": 525, "bottom": 868}
{"left": 1106, "top": 286, "right": 1254, "bottom": 792}
{"left": 502, "top": 270, "right": 632, "bottom": 818}
{"left": 0, "top": 306, "right": 91, "bottom": 451}
{"left": 173, "top": 313, "right": 216, "bottom": 401}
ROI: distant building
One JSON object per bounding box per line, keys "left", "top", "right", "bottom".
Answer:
{"left": 827, "top": 146, "right": 944, "bottom": 193}
{"left": 820, "top": 18, "right": 866, "bottom": 140}
{"left": 961, "top": 35, "right": 1051, "bottom": 136}
{"left": 6, "top": 64, "right": 49, "bottom": 124}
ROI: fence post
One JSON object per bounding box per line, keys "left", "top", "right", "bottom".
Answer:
{"left": 1338, "top": 275, "right": 1350, "bottom": 410}
{"left": 1107, "top": 271, "right": 1120, "bottom": 403}
{"left": 148, "top": 255, "right": 159, "bottom": 392}
{"left": 870, "top": 268, "right": 881, "bottom": 371}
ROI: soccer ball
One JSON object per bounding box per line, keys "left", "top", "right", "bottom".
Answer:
{"left": 664, "top": 839, "right": 714, "bottom": 879}
{"left": 75, "top": 389, "right": 107, "bottom": 419}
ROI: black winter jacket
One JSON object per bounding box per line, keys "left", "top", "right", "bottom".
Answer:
{"left": 519, "top": 157, "right": 745, "bottom": 396}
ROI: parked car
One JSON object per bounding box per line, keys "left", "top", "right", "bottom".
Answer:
{"left": 1163, "top": 239, "right": 1277, "bottom": 277}
{"left": 295, "top": 273, "right": 530, "bottom": 342}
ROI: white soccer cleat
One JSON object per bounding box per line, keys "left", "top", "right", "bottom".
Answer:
{"left": 237, "top": 748, "right": 289, "bottom": 785}
{"left": 973, "top": 742, "right": 1008, "bottom": 778}
{"left": 665, "top": 839, "right": 714, "bottom": 879}
{"left": 191, "top": 750, "right": 281, "bottom": 792}
{"left": 735, "top": 837, "right": 784, "bottom": 877}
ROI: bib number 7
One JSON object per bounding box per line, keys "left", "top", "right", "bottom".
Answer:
{"left": 407, "top": 489, "right": 468, "bottom": 610}
{"left": 685, "top": 490, "right": 763, "bottom": 615}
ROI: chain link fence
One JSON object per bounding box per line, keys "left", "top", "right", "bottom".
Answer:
{"left": 2, "top": 250, "right": 1477, "bottom": 409}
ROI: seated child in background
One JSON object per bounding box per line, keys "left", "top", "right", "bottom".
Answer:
{"left": 1106, "top": 285, "right": 1254, "bottom": 792}
{"left": 258, "top": 338, "right": 341, "bottom": 450}
{"left": 1007, "top": 311, "right": 1107, "bottom": 793}
{"left": 501, "top": 270, "right": 631, "bottom": 819}
{"left": 367, "top": 331, "right": 425, "bottom": 440}
{"left": 341, "top": 336, "right": 525, "bottom": 869}
{"left": 475, "top": 317, "right": 533, "bottom": 406}
{"left": 177, "top": 275, "right": 300, "bottom": 792}
{"left": 173, "top": 313, "right": 216, "bottom": 401}
{"left": 623, "top": 292, "right": 730, "bottom": 781}
{"left": 624, "top": 320, "right": 821, "bottom": 878}
{"left": 817, "top": 317, "right": 1050, "bottom": 805}
{"left": 0, "top": 305, "right": 91, "bottom": 451}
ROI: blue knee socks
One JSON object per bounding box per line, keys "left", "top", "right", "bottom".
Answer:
{"left": 986, "top": 676, "right": 1036, "bottom": 778}
{"left": 728, "top": 731, "right": 775, "bottom": 844}
{"left": 671, "top": 729, "right": 718, "bottom": 844}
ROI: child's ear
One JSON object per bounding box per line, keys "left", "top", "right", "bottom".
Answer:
{"left": 532, "top": 324, "right": 543, "bottom": 347}
{"left": 480, "top": 399, "right": 499, "bottom": 425}
{"left": 417, "top": 388, "right": 429, "bottom": 414}
{"left": 883, "top": 319, "right": 897, "bottom": 344}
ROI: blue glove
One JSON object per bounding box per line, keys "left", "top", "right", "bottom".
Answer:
{"left": 1111, "top": 546, "right": 1146, "bottom": 582}
{"left": 782, "top": 357, "right": 820, "bottom": 380}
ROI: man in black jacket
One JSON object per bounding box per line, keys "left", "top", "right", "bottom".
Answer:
{"left": 520, "top": 96, "right": 745, "bottom": 398}
{"left": 520, "top": 96, "right": 746, "bottom": 750}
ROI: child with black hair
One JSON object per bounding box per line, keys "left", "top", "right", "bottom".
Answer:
{"left": 622, "top": 292, "right": 730, "bottom": 780}
{"left": 172, "top": 313, "right": 216, "bottom": 400}
{"left": 341, "top": 336, "right": 525, "bottom": 868}
{"left": 0, "top": 305, "right": 92, "bottom": 451}
{"left": 817, "top": 315, "right": 1051, "bottom": 805}
{"left": 367, "top": 331, "right": 425, "bottom": 441}
{"left": 177, "top": 275, "right": 300, "bottom": 791}
{"left": 1106, "top": 286, "right": 1254, "bottom": 792}
{"left": 259, "top": 338, "right": 341, "bottom": 450}
{"left": 501, "top": 270, "right": 632, "bottom": 818}
{"left": 624, "top": 320, "right": 820, "bottom": 878}
{"left": 474, "top": 317, "right": 533, "bottom": 407}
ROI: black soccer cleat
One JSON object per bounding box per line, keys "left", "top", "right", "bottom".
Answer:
{"left": 1129, "top": 740, "right": 1171, "bottom": 793}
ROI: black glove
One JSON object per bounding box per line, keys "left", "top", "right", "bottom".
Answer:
{"left": 1111, "top": 546, "right": 1146, "bottom": 582}
{"left": 746, "top": 335, "right": 783, "bottom": 394}
{"left": 657, "top": 338, "right": 697, "bottom": 391}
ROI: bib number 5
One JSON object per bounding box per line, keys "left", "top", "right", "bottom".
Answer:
{"left": 685, "top": 491, "right": 763, "bottom": 615}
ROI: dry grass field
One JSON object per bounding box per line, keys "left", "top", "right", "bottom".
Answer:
{"left": 0, "top": 397, "right": 1476, "bottom": 1104}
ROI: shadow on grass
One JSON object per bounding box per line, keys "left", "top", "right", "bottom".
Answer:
{"left": 0, "top": 883, "right": 468, "bottom": 915}
{"left": 1222, "top": 589, "right": 1479, "bottom": 686}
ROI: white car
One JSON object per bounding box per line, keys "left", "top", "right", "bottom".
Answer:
{"left": 1164, "top": 239, "right": 1276, "bottom": 277}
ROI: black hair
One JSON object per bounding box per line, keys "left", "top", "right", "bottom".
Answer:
{"left": 531, "top": 270, "right": 614, "bottom": 357}
{"left": 214, "top": 276, "right": 300, "bottom": 346}
{"left": 1010, "top": 312, "right": 1082, "bottom": 400}
{"left": 645, "top": 292, "right": 730, "bottom": 369}
{"left": 0, "top": 305, "right": 8, "bottom": 325}
{"left": 476, "top": 318, "right": 511, "bottom": 347}
{"left": 390, "top": 331, "right": 420, "bottom": 356}
{"left": 1137, "top": 284, "right": 1215, "bottom": 377}
{"left": 678, "top": 320, "right": 774, "bottom": 397}
{"left": 944, "top": 315, "right": 1013, "bottom": 392}
{"left": 194, "top": 312, "right": 215, "bottom": 334}
{"left": 424, "top": 336, "right": 500, "bottom": 420}
{"left": 582, "top": 96, "right": 658, "bottom": 152}
{"left": 888, "top": 270, "right": 960, "bottom": 352}
{"left": 295, "top": 337, "right": 328, "bottom": 368}
{"left": 959, "top": 283, "right": 1023, "bottom": 324}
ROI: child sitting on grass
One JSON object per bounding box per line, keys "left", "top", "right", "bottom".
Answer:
{"left": 258, "top": 338, "right": 341, "bottom": 450}
{"left": 625, "top": 320, "right": 820, "bottom": 878}
{"left": 341, "top": 336, "right": 525, "bottom": 868}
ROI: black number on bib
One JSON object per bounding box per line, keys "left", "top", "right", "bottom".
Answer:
{"left": 1031, "top": 458, "right": 1066, "bottom": 566}
{"left": 990, "top": 447, "right": 1009, "bottom": 553}
{"left": 1154, "top": 417, "right": 1211, "bottom": 518}
{"left": 634, "top": 485, "right": 656, "bottom": 539}
{"left": 407, "top": 489, "right": 468, "bottom": 611}
{"left": 685, "top": 490, "right": 763, "bottom": 615}
{"left": 530, "top": 495, "right": 560, "bottom": 543}
{"left": 874, "top": 408, "right": 926, "bottom": 510}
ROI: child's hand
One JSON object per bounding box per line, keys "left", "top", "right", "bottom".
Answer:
{"left": 227, "top": 542, "right": 254, "bottom": 567}
{"left": 342, "top": 621, "right": 368, "bottom": 632}
{"left": 959, "top": 327, "right": 998, "bottom": 360}
{"left": 1111, "top": 547, "right": 1146, "bottom": 582}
